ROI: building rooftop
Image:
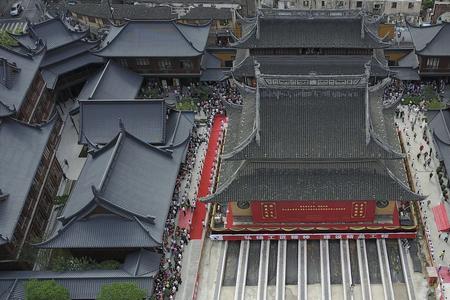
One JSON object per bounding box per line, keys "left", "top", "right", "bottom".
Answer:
{"left": 29, "top": 18, "right": 87, "bottom": 51}
{"left": 38, "top": 111, "right": 194, "bottom": 249}
{"left": 0, "top": 117, "right": 56, "bottom": 246}
{"left": 232, "top": 55, "right": 390, "bottom": 77}
{"left": 408, "top": 22, "right": 450, "bottom": 56}
{"left": 202, "top": 160, "right": 423, "bottom": 203}
{"left": 77, "top": 60, "right": 143, "bottom": 100}
{"left": 69, "top": 1, "right": 234, "bottom": 20}
{"left": 0, "top": 249, "right": 159, "bottom": 299}
{"left": 93, "top": 20, "right": 210, "bottom": 58}
{"left": 202, "top": 74, "right": 421, "bottom": 204}
{"left": 79, "top": 99, "right": 167, "bottom": 145}
{"left": 0, "top": 46, "right": 45, "bottom": 117}
{"left": 232, "top": 9, "right": 388, "bottom": 49}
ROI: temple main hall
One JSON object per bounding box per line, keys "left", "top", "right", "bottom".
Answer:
{"left": 202, "top": 9, "right": 423, "bottom": 239}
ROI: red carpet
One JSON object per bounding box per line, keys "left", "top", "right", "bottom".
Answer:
{"left": 178, "top": 114, "right": 226, "bottom": 239}
{"left": 438, "top": 267, "right": 450, "bottom": 283}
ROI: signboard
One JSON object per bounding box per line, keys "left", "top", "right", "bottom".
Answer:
{"left": 210, "top": 232, "right": 417, "bottom": 241}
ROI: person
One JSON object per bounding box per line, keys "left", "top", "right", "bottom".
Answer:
{"left": 440, "top": 250, "right": 446, "bottom": 260}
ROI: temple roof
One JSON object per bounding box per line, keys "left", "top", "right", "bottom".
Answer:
{"left": 68, "top": 1, "right": 233, "bottom": 20}
{"left": 36, "top": 214, "right": 161, "bottom": 249}
{"left": 0, "top": 249, "right": 159, "bottom": 299}
{"left": 0, "top": 46, "right": 45, "bottom": 117}
{"left": 38, "top": 112, "right": 193, "bottom": 249}
{"left": 203, "top": 73, "right": 421, "bottom": 203}
{"left": 428, "top": 110, "right": 450, "bottom": 176}
{"left": 41, "top": 51, "right": 104, "bottom": 89}
{"left": 93, "top": 20, "right": 210, "bottom": 58}
{"left": 225, "top": 75, "right": 402, "bottom": 161}
{"left": 232, "top": 55, "right": 390, "bottom": 78}
{"left": 408, "top": 22, "right": 450, "bottom": 57}
{"left": 0, "top": 117, "right": 56, "bottom": 245}
{"left": 79, "top": 99, "right": 167, "bottom": 145}
{"left": 232, "top": 9, "right": 388, "bottom": 49}
{"left": 202, "top": 160, "right": 423, "bottom": 203}
{"left": 77, "top": 60, "right": 143, "bottom": 100}
{"left": 29, "top": 18, "right": 87, "bottom": 51}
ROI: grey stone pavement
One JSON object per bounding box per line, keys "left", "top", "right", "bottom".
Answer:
{"left": 397, "top": 104, "right": 450, "bottom": 299}
{"left": 176, "top": 124, "right": 210, "bottom": 300}
{"left": 55, "top": 101, "right": 86, "bottom": 181}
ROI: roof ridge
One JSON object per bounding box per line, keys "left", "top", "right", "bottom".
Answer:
{"left": 97, "top": 130, "right": 124, "bottom": 193}
{"left": 381, "top": 161, "right": 426, "bottom": 200}
{"left": 89, "top": 59, "right": 111, "bottom": 99}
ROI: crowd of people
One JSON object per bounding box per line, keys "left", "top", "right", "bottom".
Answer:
{"left": 383, "top": 79, "right": 446, "bottom": 107}
{"left": 152, "top": 80, "right": 242, "bottom": 299}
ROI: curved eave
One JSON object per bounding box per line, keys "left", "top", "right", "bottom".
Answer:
{"left": 369, "top": 130, "right": 405, "bottom": 159}
{"left": 229, "top": 23, "right": 257, "bottom": 48}
{"left": 200, "top": 160, "right": 247, "bottom": 202}
{"left": 384, "top": 164, "right": 426, "bottom": 201}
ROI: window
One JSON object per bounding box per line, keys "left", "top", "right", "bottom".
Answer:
{"left": 374, "top": 3, "right": 381, "bottom": 9}
{"left": 356, "top": 1, "right": 362, "bottom": 7}
{"left": 158, "top": 59, "right": 172, "bottom": 70}
{"left": 426, "top": 57, "right": 440, "bottom": 69}
{"left": 408, "top": 2, "right": 414, "bottom": 8}
{"left": 303, "top": 0, "right": 309, "bottom": 6}
{"left": 337, "top": 1, "right": 344, "bottom": 6}
{"left": 391, "top": 2, "right": 397, "bottom": 8}
{"left": 180, "top": 60, "right": 193, "bottom": 70}
{"left": 321, "top": 0, "right": 325, "bottom": 6}
{"left": 136, "top": 58, "right": 150, "bottom": 66}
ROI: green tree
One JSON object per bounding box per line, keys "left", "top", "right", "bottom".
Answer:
{"left": 97, "top": 282, "right": 147, "bottom": 300}
{"left": 25, "top": 280, "right": 70, "bottom": 300}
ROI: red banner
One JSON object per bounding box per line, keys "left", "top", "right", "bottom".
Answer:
{"left": 210, "top": 232, "right": 417, "bottom": 241}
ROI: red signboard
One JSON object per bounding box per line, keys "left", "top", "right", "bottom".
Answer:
{"left": 210, "top": 232, "right": 417, "bottom": 241}
{"left": 251, "top": 200, "right": 376, "bottom": 223}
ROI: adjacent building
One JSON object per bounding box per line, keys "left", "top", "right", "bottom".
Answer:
{"left": 407, "top": 22, "right": 450, "bottom": 79}
{"left": 36, "top": 109, "right": 194, "bottom": 261}
{"left": 91, "top": 20, "right": 213, "bottom": 83}
{"left": 0, "top": 117, "right": 62, "bottom": 269}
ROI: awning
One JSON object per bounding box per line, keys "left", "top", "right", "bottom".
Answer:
{"left": 432, "top": 203, "right": 450, "bottom": 231}
{"left": 391, "top": 67, "right": 420, "bottom": 81}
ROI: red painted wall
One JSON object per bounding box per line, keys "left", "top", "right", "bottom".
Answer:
{"left": 251, "top": 201, "right": 376, "bottom": 223}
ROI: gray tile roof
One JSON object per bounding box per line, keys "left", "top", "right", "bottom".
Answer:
{"left": 69, "top": 1, "right": 233, "bottom": 20}
{"left": 397, "top": 51, "right": 419, "bottom": 69}
{"left": 391, "top": 67, "right": 420, "bottom": 81}
{"left": 40, "top": 41, "right": 99, "bottom": 68}
{"left": 0, "top": 117, "right": 56, "bottom": 245}
{"left": 203, "top": 161, "right": 423, "bottom": 203}
{"left": 122, "top": 249, "right": 161, "bottom": 276}
{"left": 77, "top": 60, "right": 143, "bottom": 100}
{"left": 0, "top": 252, "right": 159, "bottom": 300}
{"left": 93, "top": 20, "right": 210, "bottom": 58}
{"left": 233, "top": 55, "right": 389, "bottom": 77}
{"left": 41, "top": 52, "right": 104, "bottom": 89}
{"left": 429, "top": 110, "right": 450, "bottom": 176}
{"left": 40, "top": 111, "right": 194, "bottom": 249}
{"left": 408, "top": 23, "right": 450, "bottom": 56}
{"left": 0, "top": 46, "right": 45, "bottom": 116}
{"left": 229, "top": 87, "right": 401, "bottom": 160}
{"left": 30, "top": 18, "right": 87, "bottom": 51}
{"left": 79, "top": 99, "right": 167, "bottom": 145}
{"left": 37, "top": 214, "right": 161, "bottom": 248}
{"left": 233, "top": 13, "right": 387, "bottom": 49}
